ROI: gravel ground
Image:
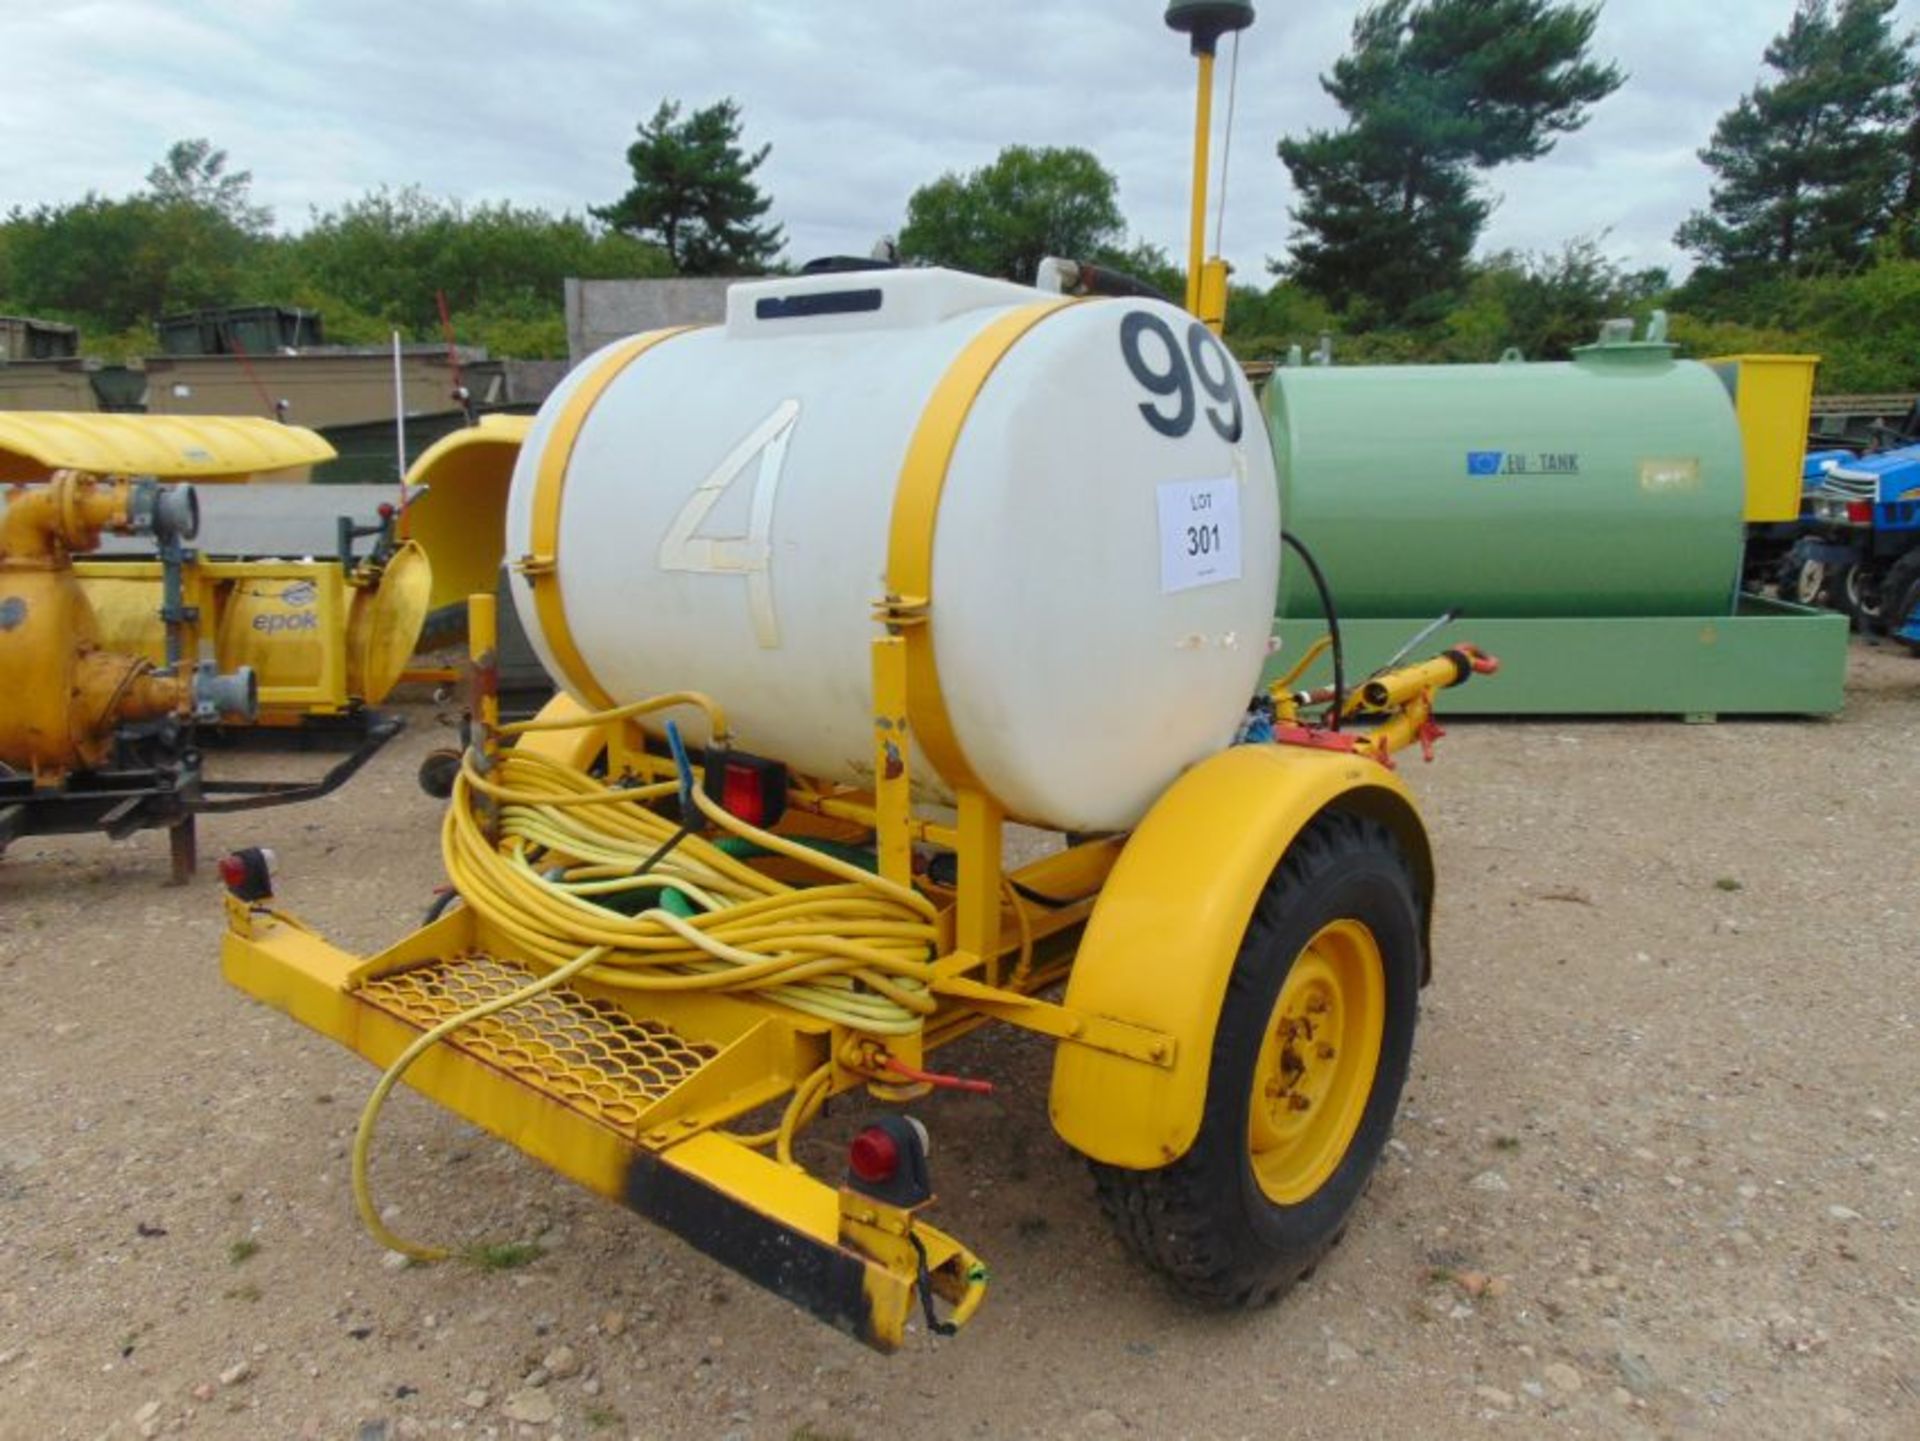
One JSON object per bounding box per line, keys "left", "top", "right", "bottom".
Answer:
{"left": 2, "top": 639, "right": 1916, "bottom": 1441}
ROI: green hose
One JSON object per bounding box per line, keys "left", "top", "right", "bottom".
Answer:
{"left": 587, "top": 835, "right": 876, "bottom": 920}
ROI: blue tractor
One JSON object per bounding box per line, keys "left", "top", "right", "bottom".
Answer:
{"left": 1787, "top": 441, "right": 1920, "bottom": 634}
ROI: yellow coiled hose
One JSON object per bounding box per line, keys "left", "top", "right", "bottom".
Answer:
{"left": 353, "top": 699, "right": 941, "bottom": 1260}
{"left": 445, "top": 746, "right": 938, "bottom": 1028}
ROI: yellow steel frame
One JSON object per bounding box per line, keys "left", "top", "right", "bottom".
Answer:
{"left": 219, "top": 608, "right": 1176, "bottom": 1348}
{"left": 221, "top": 587, "right": 1455, "bottom": 1347}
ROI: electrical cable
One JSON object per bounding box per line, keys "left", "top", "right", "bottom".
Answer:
{"left": 1281, "top": 530, "right": 1346, "bottom": 729}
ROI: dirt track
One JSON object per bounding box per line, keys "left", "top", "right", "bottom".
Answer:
{"left": 2, "top": 640, "right": 1917, "bottom": 1441}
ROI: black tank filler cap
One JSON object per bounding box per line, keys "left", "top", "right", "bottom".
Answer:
{"left": 1165, "top": 1, "right": 1255, "bottom": 54}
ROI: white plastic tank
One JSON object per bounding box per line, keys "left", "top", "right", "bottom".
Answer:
{"left": 505, "top": 267, "right": 1280, "bottom": 832}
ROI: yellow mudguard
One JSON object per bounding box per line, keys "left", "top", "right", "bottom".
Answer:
{"left": 1049, "top": 743, "right": 1434, "bottom": 1171}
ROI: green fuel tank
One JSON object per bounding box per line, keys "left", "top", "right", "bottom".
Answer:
{"left": 1265, "top": 323, "right": 1747, "bottom": 619}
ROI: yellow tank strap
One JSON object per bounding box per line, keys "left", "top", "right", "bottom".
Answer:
{"left": 884, "top": 299, "right": 1078, "bottom": 794}
{"left": 521, "top": 326, "right": 702, "bottom": 709}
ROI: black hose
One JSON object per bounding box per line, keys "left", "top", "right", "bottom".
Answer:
{"left": 1280, "top": 530, "right": 1346, "bottom": 730}
{"left": 1067, "top": 261, "right": 1173, "bottom": 304}
{"left": 630, "top": 823, "right": 695, "bottom": 881}
{"left": 1010, "top": 878, "right": 1084, "bottom": 910}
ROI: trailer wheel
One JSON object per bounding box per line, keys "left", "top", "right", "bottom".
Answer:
{"left": 1793, "top": 555, "right": 1830, "bottom": 608}
{"left": 1092, "top": 810, "right": 1420, "bottom": 1308}
{"left": 1876, "top": 551, "right": 1920, "bottom": 652}
{"left": 1842, "top": 562, "right": 1885, "bottom": 634}
{"left": 416, "top": 748, "right": 462, "bottom": 799}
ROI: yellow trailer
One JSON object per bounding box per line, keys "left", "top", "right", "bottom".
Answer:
{"left": 215, "top": 0, "right": 1493, "bottom": 1346}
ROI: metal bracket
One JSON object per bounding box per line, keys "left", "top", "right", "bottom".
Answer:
{"left": 871, "top": 593, "right": 929, "bottom": 628}
{"left": 513, "top": 552, "right": 556, "bottom": 578}
{"left": 930, "top": 972, "right": 1176, "bottom": 1069}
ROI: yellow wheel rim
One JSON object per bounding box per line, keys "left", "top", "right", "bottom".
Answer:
{"left": 1248, "top": 918, "right": 1386, "bottom": 1206}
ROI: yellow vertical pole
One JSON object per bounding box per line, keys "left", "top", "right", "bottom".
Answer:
{"left": 468, "top": 589, "right": 501, "bottom": 839}
{"left": 955, "top": 788, "right": 1005, "bottom": 980}
{"left": 317, "top": 567, "right": 348, "bottom": 711}
{"left": 871, "top": 635, "right": 914, "bottom": 889}
{"left": 469, "top": 592, "right": 498, "bottom": 738}
{"left": 1185, "top": 47, "right": 1216, "bottom": 318}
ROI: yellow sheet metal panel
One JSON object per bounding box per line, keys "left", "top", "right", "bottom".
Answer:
{"left": 402, "top": 416, "right": 529, "bottom": 615}
{"left": 347, "top": 540, "right": 432, "bottom": 704}
{"left": 1708, "top": 353, "right": 1821, "bottom": 523}
{"left": 0, "top": 412, "right": 336, "bottom": 483}
{"left": 1048, "top": 743, "right": 1430, "bottom": 1170}
{"left": 79, "top": 563, "right": 169, "bottom": 667}
{"left": 214, "top": 565, "right": 350, "bottom": 711}
{"left": 506, "top": 692, "right": 604, "bottom": 769}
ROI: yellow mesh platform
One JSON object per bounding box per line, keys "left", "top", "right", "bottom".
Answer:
{"left": 356, "top": 954, "right": 717, "bottom": 1131}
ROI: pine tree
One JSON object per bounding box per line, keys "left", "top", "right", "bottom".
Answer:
{"left": 594, "top": 100, "right": 783, "bottom": 275}
{"left": 1900, "top": 63, "right": 1920, "bottom": 247}
{"left": 1275, "top": 0, "right": 1622, "bottom": 323}
{"left": 1675, "top": 0, "right": 1914, "bottom": 275}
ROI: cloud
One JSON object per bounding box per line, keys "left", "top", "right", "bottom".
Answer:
{"left": 3, "top": 0, "right": 1916, "bottom": 282}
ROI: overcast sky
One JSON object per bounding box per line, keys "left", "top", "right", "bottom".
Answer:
{"left": 4, "top": 1, "right": 1918, "bottom": 286}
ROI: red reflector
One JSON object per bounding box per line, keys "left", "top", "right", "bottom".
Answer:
{"left": 1846, "top": 500, "right": 1874, "bottom": 523}
{"left": 721, "top": 764, "right": 765, "bottom": 825}
{"left": 848, "top": 1126, "right": 900, "bottom": 1185}
{"left": 377, "top": 502, "right": 396, "bottom": 520}
{"left": 217, "top": 846, "right": 276, "bottom": 901}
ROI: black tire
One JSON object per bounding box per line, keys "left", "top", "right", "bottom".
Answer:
{"left": 1891, "top": 577, "right": 1920, "bottom": 655}
{"left": 417, "top": 747, "right": 462, "bottom": 800}
{"left": 1091, "top": 810, "right": 1422, "bottom": 1308}
{"left": 1876, "top": 551, "right": 1920, "bottom": 652}
{"left": 1842, "top": 561, "right": 1886, "bottom": 634}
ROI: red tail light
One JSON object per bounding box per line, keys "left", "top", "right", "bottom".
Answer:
{"left": 703, "top": 751, "right": 787, "bottom": 828}
{"left": 218, "top": 847, "right": 276, "bottom": 902}
{"left": 849, "top": 1126, "right": 901, "bottom": 1186}
{"left": 723, "top": 764, "right": 769, "bottom": 825}
{"left": 1846, "top": 500, "right": 1874, "bottom": 523}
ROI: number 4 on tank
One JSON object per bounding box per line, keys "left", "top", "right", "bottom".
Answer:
{"left": 657, "top": 399, "right": 799, "bottom": 647}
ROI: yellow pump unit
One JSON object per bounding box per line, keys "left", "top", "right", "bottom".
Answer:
{"left": 0, "top": 414, "right": 409, "bottom": 877}
{"left": 0, "top": 470, "right": 245, "bottom": 778}
{"left": 77, "top": 537, "right": 431, "bottom": 724}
